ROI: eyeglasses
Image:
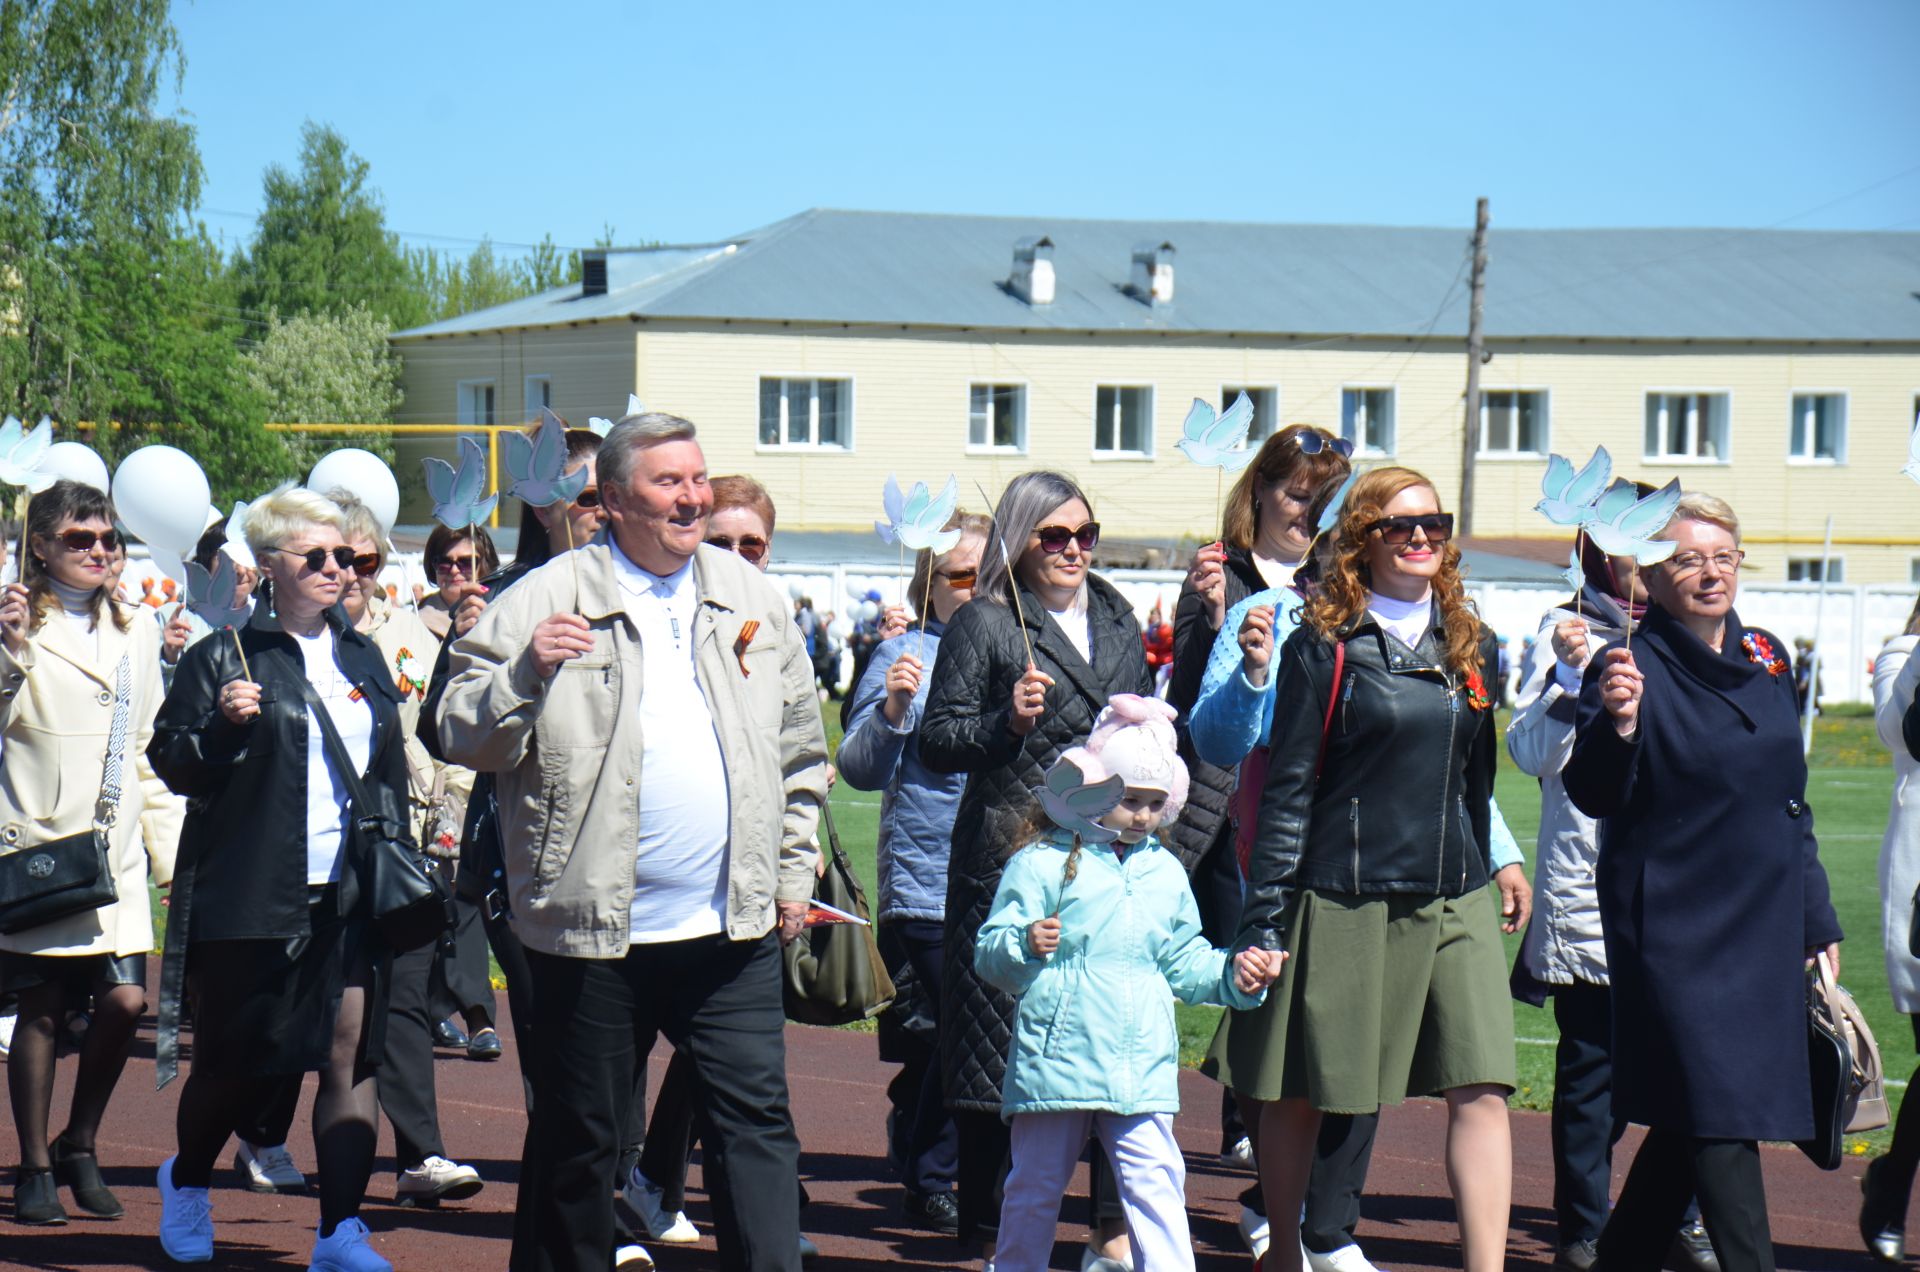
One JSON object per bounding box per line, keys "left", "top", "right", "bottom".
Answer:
{"left": 936, "top": 568, "right": 978, "bottom": 588}
{"left": 350, "top": 552, "right": 383, "bottom": 576}
{"left": 276, "top": 545, "right": 356, "bottom": 572}
{"left": 1364, "top": 513, "right": 1455, "bottom": 545}
{"left": 706, "top": 534, "right": 769, "bottom": 564}
{"left": 56, "top": 528, "right": 119, "bottom": 553}
{"left": 434, "top": 553, "right": 479, "bottom": 576}
{"left": 1034, "top": 522, "right": 1100, "bottom": 554}
{"left": 574, "top": 487, "right": 601, "bottom": 509}
{"left": 1666, "top": 549, "right": 1745, "bottom": 577}
{"left": 1297, "top": 431, "right": 1355, "bottom": 459}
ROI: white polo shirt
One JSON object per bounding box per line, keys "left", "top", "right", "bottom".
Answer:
{"left": 609, "top": 545, "right": 732, "bottom": 944}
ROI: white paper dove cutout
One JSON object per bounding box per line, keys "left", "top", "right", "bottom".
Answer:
{"left": 1582, "top": 478, "right": 1683, "bottom": 565}
{"left": 588, "top": 394, "right": 647, "bottom": 437}
{"left": 422, "top": 436, "right": 499, "bottom": 530}
{"left": 1175, "top": 394, "right": 1256, "bottom": 470}
{"left": 1904, "top": 412, "right": 1920, "bottom": 485}
{"left": 0, "top": 416, "right": 57, "bottom": 493}
{"left": 1557, "top": 547, "right": 1585, "bottom": 596}
{"left": 1536, "top": 446, "right": 1613, "bottom": 525}
{"left": 222, "top": 501, "right": 257, "bottom": 571}
{"left": 185, "top": 552, "right": 250, "bottom": 630}
{"left": 1036, "top": 754, "right": 1124, "bottom": 845}
{"left": 502, "top": 409, "right": 589, "bottom": 507}
{"left": 1316, "top": 470, "right": 1361, "bottom": 536}
{"left": 876, "top": 475, "right": 961, "bottom": 553}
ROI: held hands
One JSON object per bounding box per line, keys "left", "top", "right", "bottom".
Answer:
{"left": 1027, "top": 916, "right": 1062, "bottom": 958}
{"left": 1551, "top": 617, "right": 1592, "bottom": 671}
{"left": 1188, "top": 542, "right": 1228, "bottom": 629}
{"left": 0, "top": 583, "right": 29, "bottom": 656}
{"left": 1009, "top": 666, "right": 1054, "bottom": 736}
{"left": 1238, "top": 604, "right": 1277, "bottom": 687}
{"left": 450, "top": 582, "right": 490, "bottom": 638}
{"left": 1598, "top": 647, "right": 1644, "bottom": 738}
{"left": 218, "top": 678, "right": 263, "bottom": 725}
{"left": 1233, "top": 946, "right": 1286, "bottom": 994}
{"left": 1494, "top": 862, "right": 1531, "bottom": 935}
{"left": 881, "top": 653, "right": 924, "bottom": 726}
{"left": 530, "top": 612, "right": 594, "bottom": 677}
{"left": 878, "top": 604, "right": 912, "bottom": 641}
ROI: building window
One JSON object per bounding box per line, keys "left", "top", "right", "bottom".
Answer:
{"left": 968, "top": 384, "right": 1027, "bottom": 452}
{"left": 524, "top": 375, "right": 552, "bottom": 417}
{"left": 1787, "top": 557, "right": 1843, "bottom": 583}
{"left": 1220, "top": 385, "right": 1280, "bottom": 448}
{"left": 457, "top": 380, "right": 496, "bottom": 426}
{"left": 1094, "top": 385, "right": 1153, "bottom": 456}
{"left": 1788, "top": 393, "right": 1846, "bottom": 462}
{"left": 1644, "top": 392, "right": 1729, "bottom": 461}
{"left": 758, "top": 378, "right": 851, "bottom": 449}
{"left": 1479, "top": 390, "right": 1549, "bottom": 456}
{"left": 1910, "top": 557, "right": 1920, "bottom": 586}
{"left": 1341, "top": 387, "right": 1395, "bottom": 455}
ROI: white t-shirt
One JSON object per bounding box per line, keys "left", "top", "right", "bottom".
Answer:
{"left": 610, "top": 546, "right": 732, "bottom": 945}
{"left": 1367, "top": 590, "right": 1434, "bottom": 651}
{"left": 294, "top": 629, "right": 375, "bottom": 885}
{"left": 1046, "top": 586, "right": 1092, "bottom": 665}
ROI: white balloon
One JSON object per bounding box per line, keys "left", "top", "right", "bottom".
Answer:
{"left": 845, "top": 580, "right": 867, "bottom": 601}
{"left": 34, "top": 442, "right": 110, "bottom": 491}
{"left": 786, "top": 578, "right": 806, "bottom": 601}
{"left": 112, "top": 446, "right": 211, "bottom": 553}
{"left": 858, "top": 601, "right": 881, "bottom": 622}
{"left": 309, "top": 448, "right": 400, "bottom": 532}
{"left": 828, "top": 618, "right": 853, "bottom": 642}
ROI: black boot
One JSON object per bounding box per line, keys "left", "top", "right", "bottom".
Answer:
{"left": 1861, "top": 1155, "right": 1910, "bottom": 1264}
{"left": 50, "top": 1137, "right": 123, "bottom": 1219}
{"left": 12, "top": 1167, "right": 68, "bottom": 1226}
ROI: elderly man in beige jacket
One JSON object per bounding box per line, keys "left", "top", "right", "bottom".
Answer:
{"left": 437, "top": 412, "right": 829, "bottom": 1272}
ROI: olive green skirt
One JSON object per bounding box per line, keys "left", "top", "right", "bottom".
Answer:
{"left": 1204, "top": 886, "right": 1516, "bottom": 1113}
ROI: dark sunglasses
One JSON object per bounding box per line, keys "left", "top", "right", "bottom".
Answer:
{"left": 55, "top": 528, "right": 119, "bottom": 553}
{"left": 1034, "top": 522, "right": 1100, "bottom": 554}
{"left": 1365, "top": 513, "right": 1454, "bottom": 545}
{"left": 706, "top": 534, "right": 769, "bottom": 564}
{"left": 277, "top": 545, "right": 357, "bottom": 572}
{"left": 350, "top": 552, "right": 383, "bottom": 575}
{"left": 936, "top": 567, "right": 978, "bottom": 588}
{"left": 574, "top": 487, "right": 601, "bottom": 509}
{"left": 434, "top": 553, "right": 479, "bottom": 576}
{"left": 1298, "top": 431, "right": 1355, "bottom": 459}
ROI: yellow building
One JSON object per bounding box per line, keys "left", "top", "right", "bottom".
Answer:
{"left": 393, "top": 210, "right": 1920, "bottom": 583}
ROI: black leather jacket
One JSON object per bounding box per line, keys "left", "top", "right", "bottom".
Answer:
{"left": 1237, "top": 609, "right": 1498, "bottom": 950}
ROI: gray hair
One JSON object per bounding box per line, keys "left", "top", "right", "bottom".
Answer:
{"left": 597, "top": 412, "right": 699, "bottom": 492}
{"left": 1666, "top": 491, "right": 1741, "bottom": 543}
{"left": 975, "top": 471, "right": 1093, "bottom": 606}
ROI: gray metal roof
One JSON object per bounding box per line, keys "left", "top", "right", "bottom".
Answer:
{"left": 391, "top": 208, "right": 1920, "bottom": 344}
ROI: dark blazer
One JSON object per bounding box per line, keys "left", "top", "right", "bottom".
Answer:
{"left": 919, "top": 574, "right": 1151, "bottom": 1112}
{"left": 1564, "top": 604, "right": 1843, "bottom": 1141}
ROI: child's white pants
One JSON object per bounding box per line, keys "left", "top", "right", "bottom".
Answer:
{"left": 996, "top": 1110, "right": 1194, "bottom": 1272}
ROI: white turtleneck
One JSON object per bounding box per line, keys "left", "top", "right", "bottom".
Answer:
{"left": 1368, "top": 589, "right": 1434, "bottom": 650}
{"left": 47, "top": 577, "right": 102, "bottom": 661}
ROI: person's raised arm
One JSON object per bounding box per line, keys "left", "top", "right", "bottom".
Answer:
{"left": 838, "top": 637, "right": 918, "bottom": 792}
{"left": 436, "top": 577, "right": 587, "bottom": 772}
{"left": 1563, "top": 645, "right": 1643, "bottom": 820}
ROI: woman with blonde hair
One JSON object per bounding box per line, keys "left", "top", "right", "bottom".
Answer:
{"left": 1216, "top": 466, "right": 1515, "bottom": 1272}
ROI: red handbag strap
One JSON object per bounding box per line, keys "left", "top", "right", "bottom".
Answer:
{"left": 1314, "top": 640, "right": 1346, "bottom": 781}
{"left": 1233, "top": 638, "right": 1346, "bottom": 881}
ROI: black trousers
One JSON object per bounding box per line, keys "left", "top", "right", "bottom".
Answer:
{"left": 431, "top": 891, "right": 497, "bottom": 1029}
{"left": 881, "top": 919, "right": 959, "bottom": 1196}
{"left": 378, "top": 938, "right": 447, "bottom": 1172}
{"left": 1193, "top": 826, "right": 1251, "bottom": 1151}
{"left": 1551, "top": 981, "right": 1623, "bottom": 1245}
{"left": 515, "top": 935, "right": 800, "bottom": 1272}
{"left": 239, "top": 1077, "right": 304, "bottom": 1148}
{"left": 482, "top": 900, "right": 538, "bottom": 1114}
{"left": 1599, "top": 1130, "right": 1773, "bottom": 1272}
{"left": 1302, "top": 1112, "right": 1379, "bottom": 1253}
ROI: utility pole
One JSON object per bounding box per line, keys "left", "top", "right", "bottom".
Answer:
{"left": 1459, "top": 197, "right": 1490, "bottom": 537}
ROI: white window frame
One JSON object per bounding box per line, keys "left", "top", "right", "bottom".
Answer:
{"left": 1219, "top": 384, "right": 1281, "bottom": 450}
{"left": 455, "top": 379, "right": 496, "bottom": 427}
{"left": 1642, "top": 389, "right": 1733, "bottom": 465}
{"left": 1787, "top": 556, "right": 1844, "bottom": 584}
{"left": 755, "top": 375, "right": 856, "bottom": 453}
{"left": 966, "top": 382, "right": 1029, "bottom": 454}
{"left": 1341, "top": 385, "right": 1397, "bottom": 457}
{"left": 1786, "top": 389, "right": 1848, "bottom": 465}
{"left": 1091, "top": 383, "right": 1156, "bottom": 460}
{"left": 524, "top": 374, "right": 553, "bottom": 418}
{"left": 1476, "top": 387, "right": 1551, "bottom": 458}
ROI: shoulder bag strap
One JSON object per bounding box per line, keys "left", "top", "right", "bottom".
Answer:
{"left": 272, "top": 648, "right": 379, "bottom": 821}
{"left": 1313, "top": 639, "right": 1346, "bottom": 782}
{"left": 94, "top": 652, "right": 132, "bottom": 833}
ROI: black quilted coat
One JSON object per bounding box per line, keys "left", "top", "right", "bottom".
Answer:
{"left": 919, "top": 574, "right": 1151, "bottom": 1112}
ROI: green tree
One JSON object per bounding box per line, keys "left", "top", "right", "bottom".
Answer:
{"left": 239, "top": 304, "right": 401, "bottom": 473}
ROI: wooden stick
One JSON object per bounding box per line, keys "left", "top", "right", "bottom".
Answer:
{"left": 972, "top": 481, "right": 1037, "bottom": 672}
{"left": 1214, "top": 467, "right": 1224, "bottom": 542}
{"left": 562, "top": 511, "right": 583, "bottom": 611}
{"left": 228, "top": 626, "right": 252, "bottom": 683}
{"left": 1573, "top": 527, "right": 1585, "bottom": 625}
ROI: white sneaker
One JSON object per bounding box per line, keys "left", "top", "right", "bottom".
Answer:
{"left": 1080, "top": 1247, "right": 1134, "bottom": 1272}
{"left": 623, "top": 1165, "right": 699, "bottom": 1243}
{"left": 157, "top": 1155, "right": 214, "bottom": 1263}
{"left": 310, "top": 1216, "right": 392, "bottom": 1271}
{"left": 1304, "top": 1242, "right": 1382, "bottom": 1272}
{"left": 394, "top": 1155, "right": 484, "bottom": 1207}
{"left": 613, "top": 1239, "right": 655, "bottom": 1270}
{"left": 1237, "top": 1204, "right": 1271, "bottom": 1262}
{"left": 1222, "top": 1135, "right": 1254, "bottom": 1166}
{"left": 236, "top": 1140, "right": 307, "bottom": 1193}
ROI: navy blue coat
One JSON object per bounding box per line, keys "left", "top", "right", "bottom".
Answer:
{"left": 1563, "top": 604, "right": 1842, "bottom": 1142}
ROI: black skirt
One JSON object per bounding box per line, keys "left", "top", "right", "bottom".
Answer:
{"left": 0, "top": 949, "right": 147, "bottom": 1012}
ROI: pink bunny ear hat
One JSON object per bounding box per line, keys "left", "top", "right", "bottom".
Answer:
{"left": 1080, "top": 693, "right": 1188, "bottom": 824}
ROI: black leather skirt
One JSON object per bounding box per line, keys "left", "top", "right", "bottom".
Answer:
{"left": 0, "top": 949, "right": 147, "bottom": 1010}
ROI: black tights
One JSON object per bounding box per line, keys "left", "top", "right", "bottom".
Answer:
{"left": 1878, "top": 1061, "right": 1920, "bottom": 1202}
{"left": 174, "top": 980, "right": 378, "bottom": 1236}
{"left": 7, "top": 979, "right": 145, "bottom": 1170}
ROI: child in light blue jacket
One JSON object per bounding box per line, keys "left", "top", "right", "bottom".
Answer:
{"left": 977, "top": 694, "right": 1283, "bottom": 1272}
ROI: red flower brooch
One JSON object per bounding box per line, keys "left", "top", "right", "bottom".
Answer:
{"left": 1463, "top": 670, "right": 1492, "bottom": 712}
{"left": 1741, "top": 632, "right": 1788, "bottom": 676}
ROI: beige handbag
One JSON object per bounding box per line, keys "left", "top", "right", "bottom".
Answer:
{"left": 1799, "top": 951, "right": 1888, "bottom": 1170}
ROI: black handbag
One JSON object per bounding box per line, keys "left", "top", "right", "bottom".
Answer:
{"left": 0, "top": 654, "right": 129, "bottom": 936}
{"left": 782, "top": 802, "right": 895, "bottom": 1027}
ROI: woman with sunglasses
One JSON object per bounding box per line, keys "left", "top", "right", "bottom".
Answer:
{"left": 840, "top": 510, "right": 989, "bottom": 1235}
{"left": 0, "top": 481, "right": 183, "bottom": 1226}
{"left": 418, "top": 525, "right": 501, "bottom": 642}
{"left": 921, "top": 472, "right": 1153, "bottom": 1268}
{"left": 149, "top": 486, "right": 413, "bottom": 1271}
{"left": 1216, "top": 467, "right": 1515, "bottom": 1272}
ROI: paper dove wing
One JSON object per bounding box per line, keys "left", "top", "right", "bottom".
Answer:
{"left": 875, "top": 474, "right": 907, "bottom": 543}
{"left": 1557, "top": 547, "right": 1585, "bottom": 595}
{"left": 185, "top": 553, "right": 250, "bottom": 629}
{"left": 1316, "top": 471, "right": 1361, "bottom": 536}
{"left": 1175, "top": 395, "right": 1256, "bottom": 471}
{"left": 896, "top": 475, "right": 960, "bottom": 552}
{"left": 1036, "top": 756, "right": 1124, "bottom": 844}
{"left": 501, "top": 409, "right": 587, "bottom": 505}
{"left": 1535, "top": 445, "right": 1612, "bottom": 525}
{"left": 424, "top": 436, "right": 499, "bottom": 529}
{"left": 0, "top": 415, "right": 56, "bottom": 492}
{"left": 222, "top": 501, "right": 257, "bottom": 571}
{"left": 1583, "top": 478, "right": 1683, "bottom": 564}
{"left": 627, "top": 394, "right": 646, "bottom": 418}
{"left": 1904, "top": 413, "right": 1920, "bottom": 485}
{"left": 587, "top": 416, "right": 614, "bottom": 437}
{"left": 1585, "top": 478, "right": 1640, "bottom": 526}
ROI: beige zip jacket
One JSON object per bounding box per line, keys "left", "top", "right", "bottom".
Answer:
{"left": 436, "top": 542, "right": 828, "bottom": 957}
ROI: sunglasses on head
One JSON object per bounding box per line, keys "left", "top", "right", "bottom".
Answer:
{"left": 1364, "top": 513, "right": 1454, "bottom": 546}
{"left": 277, "top": 545, "right": 357, "bottom": 572}
{"left": 434, "top": 553, "right": 479, "bottom": 576}
{"left": 935, "top": 567, "right": 978, "bottom": 588}
{"left": 706, "top": 534, "right": 769, "bottom": 564}
{"left": 55, "top": 528, "right": 119, "bottom": 553}
{"left": 1034, "top": 522, "right": 1100, "bottom": 554}
{"left": 1298, "top": 432, "right": 1355, "bottom": 459}
{"left": 573, "top": 487, "right": 601, "bottom": 509}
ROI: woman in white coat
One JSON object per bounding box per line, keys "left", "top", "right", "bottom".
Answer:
{"left": 0, "top": 479, "right": 182, "bottom": 1225}
{"left": 1861, "top": 597, "right": 1920, "bottom": 1263}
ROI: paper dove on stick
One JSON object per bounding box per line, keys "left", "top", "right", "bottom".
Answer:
{"left": 0, "top": 416, "right": 57, "bottom": 493}
{"left": 185, "top": 553, "right": 250, "bottom": 631}
{"left": 1035, "top": 753, "right": 1125, "bottom": 845}
{"left": 1582, "top": 478, "right": 1683, "bottom": 565}
{"left": 1175, "top": 394, "right": 1256, "bottom": 470}
{"left": 1536, "top": 446, "right": 1613, "bottom": 525}
{"left": 587, "top": 394, "right": 647, "bottom": 437}
{"left": 876, "top": 474, "right": 961, "bottom": 554}
{"left": 502, "top": 408, "right": 589, "bottom": 507}
{"left": 422, "top": 436, "right": 499, "bottom": 530}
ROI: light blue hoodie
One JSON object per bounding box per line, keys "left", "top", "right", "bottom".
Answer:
{"left": 976, "top": 829, "right": 1263, "bottom": 1119}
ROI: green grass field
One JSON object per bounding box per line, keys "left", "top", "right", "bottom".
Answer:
{"left": 819, "top": 702, "right": 1905, "bottom": 1153}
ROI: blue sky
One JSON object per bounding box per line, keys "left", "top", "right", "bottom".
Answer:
{"left": 168, "top": 0, "right": 1920, "bottom": 259}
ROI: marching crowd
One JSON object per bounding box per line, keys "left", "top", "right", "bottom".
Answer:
{"left": 0, "top": 405, "right": 1902, "bottom": 1272}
